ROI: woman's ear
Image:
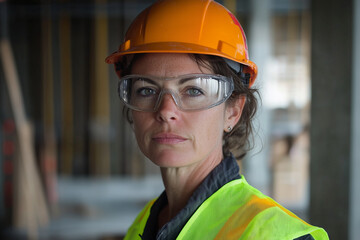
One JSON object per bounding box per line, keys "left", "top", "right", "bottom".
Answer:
{"left": 224, "top": 96, "right": 246, "bottom": 131}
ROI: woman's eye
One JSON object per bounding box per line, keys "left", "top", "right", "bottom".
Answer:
{"left": 186, "top": 88, "right": 204, "bottom": 96}
{"left": 137, "top": 88, "right": 157, "bottom": 96}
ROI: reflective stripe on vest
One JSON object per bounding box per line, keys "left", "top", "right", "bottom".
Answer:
{"left": 125, "top": 177, "right": 329, "bottom": 240}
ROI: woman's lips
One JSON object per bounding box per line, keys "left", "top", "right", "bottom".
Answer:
{"left": 152, "top": 133, "right": 187, "bottom": 144}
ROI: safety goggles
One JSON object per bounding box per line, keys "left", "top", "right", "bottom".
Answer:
{"left": 118, "top": 74, "right": 234, "bottom": 112}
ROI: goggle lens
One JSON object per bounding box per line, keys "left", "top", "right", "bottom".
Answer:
{"left": 118, "top": 74, "right": 234, "bottom": 112}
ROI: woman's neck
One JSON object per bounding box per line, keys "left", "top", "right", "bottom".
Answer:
{"left": 158, "top": 149, "right": 223, "bottom": 227}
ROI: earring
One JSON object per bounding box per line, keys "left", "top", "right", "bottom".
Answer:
{"left": 227, "top": 126, "right": 232, "bottom": 132}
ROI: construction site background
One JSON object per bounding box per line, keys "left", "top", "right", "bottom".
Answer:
{"left": 0, "top": 0, "right": 359, "bottom": 239}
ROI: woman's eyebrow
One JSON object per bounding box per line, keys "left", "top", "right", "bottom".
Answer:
{"left": 177, "top": 76, "right": 202, "bottom": 85}
{"left": 133, "top": 77, "right": 160, "bottom": 86}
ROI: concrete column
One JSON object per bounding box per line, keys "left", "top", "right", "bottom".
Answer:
{"left": 310, "top": 0, "right": 353, "bottom": 239}
{"left": 350, "top": 0, "right": 360, "bottom": 239}
{"left": 245, "top": 0, "right": 272, "bottom": 194}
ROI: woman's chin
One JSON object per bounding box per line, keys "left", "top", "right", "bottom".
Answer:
{"left": 147, "top": 149, "right": 195, "bottom": 168}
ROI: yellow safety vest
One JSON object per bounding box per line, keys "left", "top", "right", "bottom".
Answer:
{"left": 125, "top": 177, "right": 329, "bottom": 240}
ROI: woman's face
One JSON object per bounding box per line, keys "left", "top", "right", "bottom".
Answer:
{"left": 130, "top": 53, "right": 235, "bottom": 168}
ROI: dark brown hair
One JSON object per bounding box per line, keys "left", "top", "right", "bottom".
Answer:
{"left": 118, "top": 53, "right": 259, "bottom": 160}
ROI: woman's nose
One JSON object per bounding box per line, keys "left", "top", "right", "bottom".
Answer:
{"left": 155, "top": 93, "right": 179, "bottom": 122}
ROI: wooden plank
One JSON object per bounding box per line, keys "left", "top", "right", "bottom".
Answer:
{"left": 89, "top": 0, "right": 110, "bottom": 176}
{"left": 59, "top": 11, "right": 74, "bottom": 175}
{"left": 1, "top": 38, "right": 49, "bottom": 239}
{"left": 41, "top": 2, "right": 58, "bottom": 210}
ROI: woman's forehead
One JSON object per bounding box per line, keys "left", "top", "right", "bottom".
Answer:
{"left": 130, "top": 53, "right": 213, "bottom": 76}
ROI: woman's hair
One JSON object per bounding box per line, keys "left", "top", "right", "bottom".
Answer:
{"left": 118, "top": 53, "right": 259, "bottom": 160}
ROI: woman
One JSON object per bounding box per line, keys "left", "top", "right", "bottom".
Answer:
{"left": 106, "top": 0, "right": 329, "bottom": 239}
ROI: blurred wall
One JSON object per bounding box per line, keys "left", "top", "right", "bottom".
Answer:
{"left": 310, "top": 0, "right": 358, "bottom": 239}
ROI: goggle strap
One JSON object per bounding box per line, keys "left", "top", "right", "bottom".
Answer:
{"left": 240, "top": 71, "right": 251, "bottom": 87}
{"left": 224, "top": 58, "right": 241, "bottom": 73}
{"left": 224, "top": 59, "right": 250, "bottom": 87}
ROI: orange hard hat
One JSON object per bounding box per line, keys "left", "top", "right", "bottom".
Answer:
{"left": 106, "top": 0, "right": 257, "bottom": 87}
